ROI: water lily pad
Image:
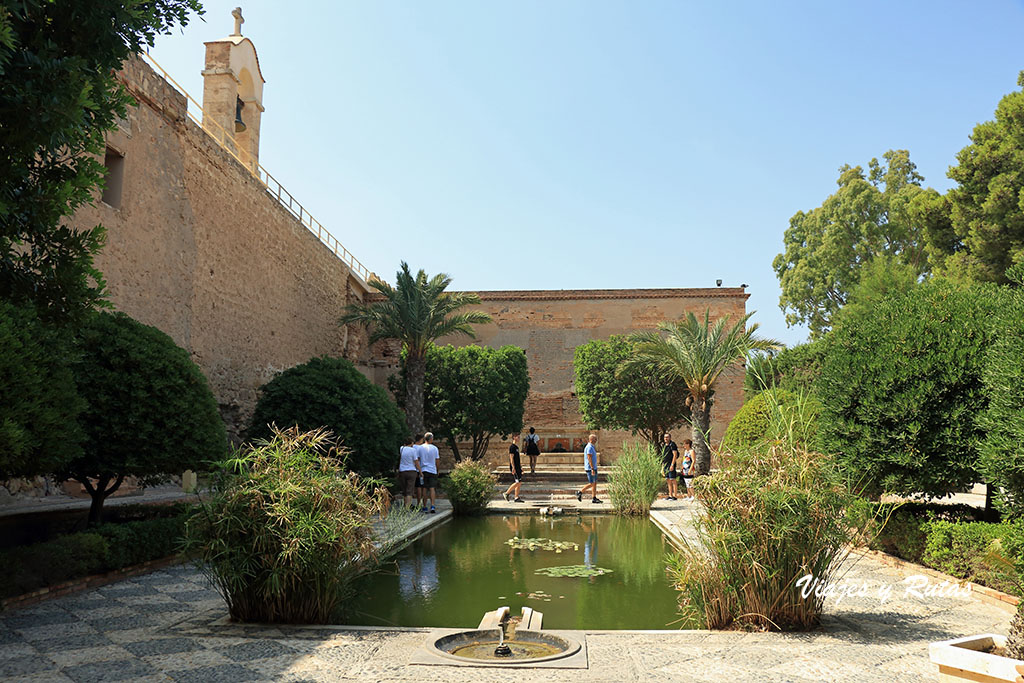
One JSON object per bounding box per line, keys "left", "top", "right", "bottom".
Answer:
{"left": 534, "top": 565, "right": 614, "bottom": 578}
{"left": 505, "top": 537, "right": 579, "bottom": 552}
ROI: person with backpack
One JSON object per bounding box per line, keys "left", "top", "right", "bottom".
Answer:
{"left": 524, "top": 426, "right": 541, "bottom": 474}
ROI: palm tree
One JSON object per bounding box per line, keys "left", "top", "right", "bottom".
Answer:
{"left": 624, "top": 310, "right": 781, "bottom": 475}
{"left": 340, "top": 262, "right": 492, "bottom": 434}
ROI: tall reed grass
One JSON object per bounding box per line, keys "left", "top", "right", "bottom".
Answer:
{"left": 607, "top": 442, "right": 664, "bottom": 516}
{"left": 184, "top": 426, "right": 391, "bottom": 623}
{"left": 667, "top": 391, "right": 868, "bottom": 631}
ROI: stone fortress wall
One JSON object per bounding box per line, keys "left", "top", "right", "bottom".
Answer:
{"left": 72, "top": 55, "right": 373, "bottom": 442}
{"left": 429, "top": 288, "right": 749, "bottom": 468}
{"left": 30, "top": 20, "right": 750, "bottom": 500}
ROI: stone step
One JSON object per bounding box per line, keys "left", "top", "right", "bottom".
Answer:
{"left": 492, "top": 471, "right": 611, "bottom": 483}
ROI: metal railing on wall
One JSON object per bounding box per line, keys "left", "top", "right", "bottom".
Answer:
{"left": 138, "top": 52, "right": 373, "bottom": 285}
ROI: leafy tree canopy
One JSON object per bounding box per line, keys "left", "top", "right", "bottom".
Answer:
{"left": 816, "top": 278, "right": 1000, "bottom": 500}
{"left": 0, "top": 0, "right": 202, "bottom": 321}
{"left": 934, "top": 72, "right": 1024, "bottom": 284}
{"left": 773, "top": 150, "right": 935, "bottom": 337}
{"left": 248, "top": 356, "right": 406, "bottom": 476}
{"left": 623, "top": 310, "right": 780, "bottom": 475}
{"left": 63, "top": 311, "right": 227, "bottom": 524}
{"left": 573, "top": 335, "right": 690, "bottom": 448}
{"left": 390, "top": 344, "right": 529, "bottom": 462}
{"left": 340, "top": 262, "right": 491, "bottom": 434}
{"left": 743, "top": 340, "right": 825, "bottom": 400}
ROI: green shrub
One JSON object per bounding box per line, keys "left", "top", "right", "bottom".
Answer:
{"left": 724, "top": 389, "right": 821, "bottom": 455}
{"left": 850, "top": 500, "right": 984, "bottom": 563}
{"left": 60, "top": 311, "right": 228, "bottom": 525}
{"left": 979, "top": 272, "right": 1024, "bottom": 516}
{"left": 920, "top": 519, "right": 1024, "bottom": 596}
{"left": 184, "top": 427, "right": 390, "bottom": 623}
{"left": 0, "top": 300, "right": 84, "bottom": 480}
{"left": 607, "top": 442, "right": 663, "bottom": 516}
{"left": 94, "top": 516, "right": 185, "bottom": 570}
{"left": 444, "top": 460, "right": 496, "bottom": 516}
{"left": 247, "top": 356, "right": 405, "bottom": 476}
{"left": 0, "top": 513, "right": 190, "bottom": 599}
{"left": 668, "top": 423, "right": 863, "bottom": 630}
{"left": 0, "top": 533, "right": 108, "bottom": 598}
{"left": 817, "top": 279, "right": 1000, "bottom": 499}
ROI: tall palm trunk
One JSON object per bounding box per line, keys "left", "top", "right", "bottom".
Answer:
{"left": 405, "top": 351, "right": 426, "bottom": 434}
{"left": 691, "top": 402, "right": 712, "bottom": 475}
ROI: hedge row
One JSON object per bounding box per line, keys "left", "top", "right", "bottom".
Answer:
{"left": 852, "top": 501, "right": 1023, "bottom": 596}
{"left": 0, "top": 515, "right": 186, "bottom": 599}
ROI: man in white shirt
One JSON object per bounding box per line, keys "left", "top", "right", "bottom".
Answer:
{"left": 413, "top": 434, "right": 426, "bottom": 510}
{"left": 419, "top": 432, "right": 440, "bottom": 513}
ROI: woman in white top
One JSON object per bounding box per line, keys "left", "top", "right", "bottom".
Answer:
{"left": 397, "top": 435, "right": 421, "bottom": 508}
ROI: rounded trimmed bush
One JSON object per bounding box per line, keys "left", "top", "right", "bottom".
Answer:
{"left": 247, "top": 356, "right": 405, "bottom": 476}
{"left": 444, "top": 460, "right": 496, "bottom": 515}
{"left": 63, "top": 311, "right": 228, "bottom": 524}
{"left": 722, "top": 389, "right": 818, "bottom": 451}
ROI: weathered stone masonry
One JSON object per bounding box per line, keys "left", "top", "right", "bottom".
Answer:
{"left": 422, "top": 288, "right": 750, "bottom": 466}
{"left": 73, "top": 56, "right": 372, "bottom": 441}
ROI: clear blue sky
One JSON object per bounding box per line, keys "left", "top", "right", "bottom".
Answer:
{"left": 149, "top": 0, "right": 1024, "bottom": 347}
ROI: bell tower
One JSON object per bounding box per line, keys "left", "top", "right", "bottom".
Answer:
{"left": 201, "top": 7, "right": 265, "bottom": 171}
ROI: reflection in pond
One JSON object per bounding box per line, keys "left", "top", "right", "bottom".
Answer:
{"left": 342, "top": 515, "right": 682, "bottom": 629}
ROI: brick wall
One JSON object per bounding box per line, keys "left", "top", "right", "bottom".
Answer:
{"left": 373, "top": 288, "right": 749, "bottom": 468}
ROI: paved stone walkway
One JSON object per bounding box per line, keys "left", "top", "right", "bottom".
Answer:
{"left": 0, "top": 504, "right": 1012, "bottom": 682}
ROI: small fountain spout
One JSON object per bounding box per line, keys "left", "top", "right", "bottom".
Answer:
{"left": 494, "top": 627, "right": 512, "bottom": 657}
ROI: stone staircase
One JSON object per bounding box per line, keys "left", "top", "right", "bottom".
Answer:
{"left": 492, "top": 452, "right": 613, "bottom": 500}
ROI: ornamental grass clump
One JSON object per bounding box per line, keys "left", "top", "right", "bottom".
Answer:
{"left": 607, "top": 442, "right": 663, "bottom": 516}
{"left": 444, "top": 460, "right": 496, "bottom": 515}
{"left": 184, "top": 427, "right": 389, "bottom": 624}
{"left": 668, "top": 394, "right": 866, "bottom": 631}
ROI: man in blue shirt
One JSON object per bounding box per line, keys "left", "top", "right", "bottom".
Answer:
{"left": 576, "top": 434, "right": 602, "bottom": 504}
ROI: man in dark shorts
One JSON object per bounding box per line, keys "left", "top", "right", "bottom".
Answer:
{"left": 576, "top": 434, "right": 601, "bottom": 503}
{"left": 662, "top": 432, "right": 680, "bottom": 501}
{"left": 503, "top": 434, "right": 525, "bottom": 502}
{"left": 397, "top": 435, "right": 421, "bottom": 507}
{"left": 419, "top": 432, "right": 440, "bottom": 513}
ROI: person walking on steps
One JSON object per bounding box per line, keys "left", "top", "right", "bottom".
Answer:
{"left": 420, "top": 432, "right": 440, "bottom": 513}
{"left": 524, "top": 427, "right": 541, "bottom": 474}
{"left": 662, "top": 432, "right": 680, "bottom": 501}
{"left": 576, "top": 434, "right": 602, "bottom": 504}
{"left": 503, "top": 433, "right": 525, "bottom": 503}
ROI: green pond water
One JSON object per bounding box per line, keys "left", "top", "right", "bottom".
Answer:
{"left": 342, "top": 514, "right": 683, "bottom": 630}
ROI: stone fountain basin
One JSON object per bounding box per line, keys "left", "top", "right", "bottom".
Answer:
{"left": 412, "top": 628, "right": 588, "bottom": 668}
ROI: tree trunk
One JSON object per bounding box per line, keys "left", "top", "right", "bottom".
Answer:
{"left": 471, "top": 433, "right": 491, "bottom": 461}
{"left": 405, "top": 352, "right": 426, "bottom": 434}
{"left": 691, "top": 403, "right": 712, "bottom": 475}
{"left": 81, "top": 474, "right": 124, "bottom": 526}
{"left": 448, "top": 437, "right": 463, "bottom": 463}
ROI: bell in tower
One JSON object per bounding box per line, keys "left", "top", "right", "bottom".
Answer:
{"left": 201, "top": 7, "right": 265, "bottom": 170}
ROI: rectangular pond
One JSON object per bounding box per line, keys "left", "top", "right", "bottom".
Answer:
{"left": 342, "top": 514, "right": 683, "bottom": 630}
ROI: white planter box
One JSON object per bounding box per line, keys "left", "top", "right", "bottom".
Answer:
{"left": 930, "top": 634, "right": 1023, "bottom": 683}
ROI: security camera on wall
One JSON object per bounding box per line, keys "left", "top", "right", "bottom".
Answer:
{"left": 716, "top": 279, "right": 723, "bottom": 287}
